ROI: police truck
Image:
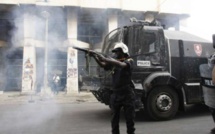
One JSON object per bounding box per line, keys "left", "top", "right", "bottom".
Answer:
{"left": 80, "top": 20, "right": 214, "bottom": 121}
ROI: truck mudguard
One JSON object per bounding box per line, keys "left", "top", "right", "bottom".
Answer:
{"left": 143, "top": 72, "right": 181, "bottom": 89}
{"left": 143, "top": 71, "right": 186, "bottom": 107}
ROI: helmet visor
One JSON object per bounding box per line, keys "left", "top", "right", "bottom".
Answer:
{"left": 111, "top": 48, "right": 122, "bottom": 53}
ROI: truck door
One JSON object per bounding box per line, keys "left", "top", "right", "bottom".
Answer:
{"left": 179, "top": 40, "right": 211, "bottom": 103}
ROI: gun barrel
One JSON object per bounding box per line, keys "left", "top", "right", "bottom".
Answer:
{"left": 72, "top": 46, "right": 102, "bottom": 56}
{"left": 72, "top": 46, "right": 89, "bottom": 52}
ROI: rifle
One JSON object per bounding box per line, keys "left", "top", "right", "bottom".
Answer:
{"left": 72, "top": 46, "right": 103, "bottom": 57}
{"left": 72, "top": 46, "right": 105, "bottom": 73}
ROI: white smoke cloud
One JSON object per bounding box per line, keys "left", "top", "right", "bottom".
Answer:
{"left": 183, "top": 0, "right": 215, "bottom": 41}
{"left": 0, "top": 102, "right": 60, "bottom": 133}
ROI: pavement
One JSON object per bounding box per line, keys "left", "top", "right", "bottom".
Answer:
{"left": 0, "top": 91, "right": 98, "bottom": 104}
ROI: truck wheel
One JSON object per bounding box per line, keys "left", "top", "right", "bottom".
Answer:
{"left": 145, "top": 86, "right": 179, "bottom": 120}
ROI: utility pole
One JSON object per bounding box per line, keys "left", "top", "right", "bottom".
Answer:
{"left": 41, "top": 11, "right": 50, "bottom": 91}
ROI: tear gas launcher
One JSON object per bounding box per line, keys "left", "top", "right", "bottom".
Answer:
{"left": 72, "top": 46, "right": 104, "bottom": 57}
{"left": 72, "top": 46, "right": 106, "bottom": 73}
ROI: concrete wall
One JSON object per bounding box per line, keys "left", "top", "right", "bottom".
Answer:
{"left": 66, "top": 8, "right": 79, "bottom": 93}
{"left": 0, "top": 0, "right": 191, "bottom": 15}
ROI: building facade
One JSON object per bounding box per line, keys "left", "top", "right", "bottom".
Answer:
{"left": 0, "top": 0, "right": 190, "bottom": 94}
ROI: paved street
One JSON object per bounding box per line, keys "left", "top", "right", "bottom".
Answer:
{"left": 0, "top": 91, "right": 98, "bottom": 104}
{"left": 0, "top": 93, "right": 214, "bottom": 134}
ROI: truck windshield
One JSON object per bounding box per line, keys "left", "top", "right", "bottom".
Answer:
{"left": 102, "top": 26, "right": 160, "bottom": 65}
{"left": 102, "top": 28, "right": 123, "bottom": 55}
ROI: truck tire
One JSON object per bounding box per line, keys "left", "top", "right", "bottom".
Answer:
{"left": 145, "top": 86, "right": 179, "bottom": 120}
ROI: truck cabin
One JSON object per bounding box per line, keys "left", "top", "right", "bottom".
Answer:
{"left": 102, "top": 25, "right": 164, "bottom": 66}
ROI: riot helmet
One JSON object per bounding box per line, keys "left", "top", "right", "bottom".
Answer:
{"left": 112, "top": 42, "right": 129, "bottom": 55}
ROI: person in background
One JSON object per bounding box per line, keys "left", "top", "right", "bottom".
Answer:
{"left": 52, "top": 73, "right": 61, "bottom": 95}
{"left": 90, "top": 42, "right": 136, "bottom": 134}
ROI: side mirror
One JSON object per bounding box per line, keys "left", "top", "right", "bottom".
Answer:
{"left": 213, "top": 34, "right": 215, "bottom": 48}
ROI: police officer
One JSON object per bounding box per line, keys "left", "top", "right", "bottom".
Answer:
{"left": 90, "top": 42, "right": 136, "bottom": 134}
{"left": 210, "top": 62, "right": 215, "bottom": 133}
{"left": 208, "top": 54, "right": 215, "bottom": 134}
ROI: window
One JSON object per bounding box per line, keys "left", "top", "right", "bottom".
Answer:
{"left": 78, "top": 23, "right": 103, "bottom": 45}
{"left": 130, "top": 27, "right": 160, "bottom": 66}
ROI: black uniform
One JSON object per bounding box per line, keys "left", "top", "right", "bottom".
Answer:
{"left": 203, "top": 54, "right": 215, "bottom": 133}
{"left": 109, "top": 58, "right": 135, "bottom": 134}
{"left": 210, "top": 108, "right": 215, "bottom": 123}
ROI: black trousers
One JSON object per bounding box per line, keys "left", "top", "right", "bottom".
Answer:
{"left": 51, "top": 83, "right": 59, "bottom": 94}
{"left": 210, "top": 108, "right": 215, "bottom": 123}
{"left": 110, "top": 91, "right": 135, "bottom": 134}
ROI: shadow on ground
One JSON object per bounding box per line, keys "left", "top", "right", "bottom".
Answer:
{"left": 134, "top": 104, "right": 211, "bottom": 122}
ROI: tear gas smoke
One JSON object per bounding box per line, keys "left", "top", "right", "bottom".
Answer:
{"left": 0, "top": 103, "right": 60, "bottom": 133}
{"left": 2, "top": 6, "right": 68, "bottom": 96}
